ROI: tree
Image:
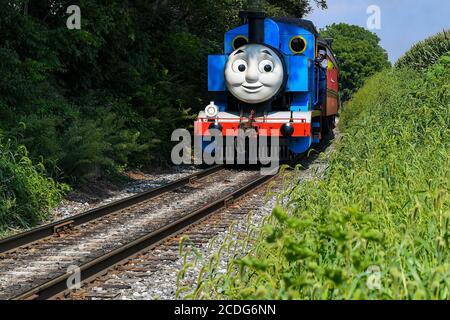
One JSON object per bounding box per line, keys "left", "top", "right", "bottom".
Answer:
{"left": 320, "top": 23, "right": 390, "bottom": 101}
{"left": 265, "top": 0, "right": 327, "bottom": 17}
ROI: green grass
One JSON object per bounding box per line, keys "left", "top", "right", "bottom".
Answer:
{"left": 181, "top": 53, "right": 450, "bottom": 300}
{"left": 0, "top": 139, "right": 68, "bottom": 235}
{"left": 396, "top": 30, "right": 450, "bottom": 72}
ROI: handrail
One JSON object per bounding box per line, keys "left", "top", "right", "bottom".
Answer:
{"left": 314, "top": 65, "right": 320, "bottom": 105}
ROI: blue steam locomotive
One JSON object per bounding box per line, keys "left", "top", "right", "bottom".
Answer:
{"left": 195, "top": 11, "right": 340, "bottom": 159}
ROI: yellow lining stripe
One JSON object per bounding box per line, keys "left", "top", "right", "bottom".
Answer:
{"left": 232, "top": 35, "right": 249, "bottom": 50}
{"left": 289, "top": 36, "right": 308, "bottom": 54}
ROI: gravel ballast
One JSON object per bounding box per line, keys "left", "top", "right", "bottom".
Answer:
{"left": 77, "top": 133, "right": 338, "bottom": 300}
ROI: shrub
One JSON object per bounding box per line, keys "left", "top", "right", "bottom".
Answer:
{"left": 396, "top": 30, "right": 450, "bottom": 71}
{"left": 0, "top": 139, "right": 68, "bottom": 232}
{"left": 10, "top": 105, "right": 146, "bottom": 183}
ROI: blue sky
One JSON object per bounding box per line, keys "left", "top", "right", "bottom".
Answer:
{"left": 305, "top": 0, "right": 450, "bottom": 62}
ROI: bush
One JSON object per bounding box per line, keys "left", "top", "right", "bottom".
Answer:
{"left": 10, "top": 105, "right": 146, "bottom": 183}
{"left": 396, "top": 30, "right": 450, "bottom": 71}
{"left": 0, "top": 139, "right": 68, "bottom": 232}
{"left": 186, "top": 54, "right": 450, "bottom": 299}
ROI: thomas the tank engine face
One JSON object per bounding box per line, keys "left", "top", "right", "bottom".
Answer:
{"left": 224, "top": 44, "right": 284, "bottom": 104}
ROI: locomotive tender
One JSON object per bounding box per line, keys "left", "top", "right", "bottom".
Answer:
{"left": 194, "top": 11, "right": 340, "bottom": 160}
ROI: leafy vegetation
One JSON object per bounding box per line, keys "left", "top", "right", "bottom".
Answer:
{"left": 182, "top": 51, "right": 450, "bottom": 299}
{"left": 396, "top": 30, "right": 450, "bottom": 72}
{"left": 0, "top": 139, "right": 68, "bottom": 233}
{"left": 320, "top": 23, "right": 391, "bottom": 101}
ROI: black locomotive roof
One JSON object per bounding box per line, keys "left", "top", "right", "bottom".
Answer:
{"left": 273, "top": 18, "right": 320, "bottom": 38}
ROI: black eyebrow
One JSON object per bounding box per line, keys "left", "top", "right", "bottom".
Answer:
{"left": 234, "top": 50, "right": 244, "bottom": 55}
{"left": 262, "top": 50, "right": 272, "bottom": 56}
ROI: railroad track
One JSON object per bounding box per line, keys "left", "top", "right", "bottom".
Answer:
{"left": 67, "top": 181, "right": 280, "bottom": 300}
{"left": 63, "top": 141, "right": 333, "bottom": 300}
{"left": 0, "top": 165, "right": 223, "bottom": 254}
{"left": 0, "top": 165, "right": 279, "bottom": 300}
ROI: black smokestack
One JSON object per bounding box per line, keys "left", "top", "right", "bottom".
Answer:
{"left": 239, "top": 11, "right": 266, "bottom": 44}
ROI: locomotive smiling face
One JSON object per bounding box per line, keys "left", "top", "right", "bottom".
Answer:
{"left": 225, "top": 44, "right": 285, "bottom": 104}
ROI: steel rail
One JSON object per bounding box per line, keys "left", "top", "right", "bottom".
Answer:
{"left": 0, "top": 165, "right": 223, "bottom": 254}
{"left": 13, "top": 171, "right": 277, "bottom": 300}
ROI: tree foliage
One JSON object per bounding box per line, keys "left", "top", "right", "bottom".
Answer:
{"left": 320, "top": 23, "right": 391, "bottom": 101}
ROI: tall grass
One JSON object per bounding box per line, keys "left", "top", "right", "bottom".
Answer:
{"left": 185, "top": 54, "right": 450, "bottom": 299}
{"left": 396, "top": 30, "right": 450, "bottom": 71}
{"left": 0, "top": 139, "right": 68, "bottom": 234}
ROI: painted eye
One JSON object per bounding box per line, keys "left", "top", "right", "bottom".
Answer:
{"left": 232, "top": 59, "right": 247, "bottom": 73}
{"left": 259, "top": 60, "right": 274, "bottom": 73}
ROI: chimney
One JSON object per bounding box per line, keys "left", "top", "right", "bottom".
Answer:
{"left": 239, "top": 11, "right": 266, "bottom": 44}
